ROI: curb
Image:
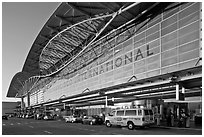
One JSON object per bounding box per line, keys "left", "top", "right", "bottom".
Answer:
{"left": 153, "top": 125, "right": 202, "bottom": 131}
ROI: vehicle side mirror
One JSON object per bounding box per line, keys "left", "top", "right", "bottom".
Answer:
{"left": 108, "top": 113, "right": 113, "bottom": 116}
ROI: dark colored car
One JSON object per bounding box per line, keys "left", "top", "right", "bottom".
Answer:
{"left": 36, "top": 114, "right": 44, "bottom": 120}
{"left": 43, "top": 111, "right": 54, "bottom": 120}
{"left": 26, "top": 113, "right": 34, "bottom": 119}
{"left": 2, "top": 115, "right": 8, "bottom": 120}
{"left": 81, "top": 115, "right": 103, "bottom": 125}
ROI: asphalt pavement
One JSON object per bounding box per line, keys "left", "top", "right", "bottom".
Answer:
{"left": 2, "top": 117, "right": 202, "bottom": 135}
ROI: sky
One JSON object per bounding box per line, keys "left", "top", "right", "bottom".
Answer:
{"left": 2, "top": 2, "right": 60, "bottom": 102}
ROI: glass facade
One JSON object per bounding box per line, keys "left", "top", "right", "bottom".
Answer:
{"left": 29, "top": 3, "right": 202, "bottom": 105}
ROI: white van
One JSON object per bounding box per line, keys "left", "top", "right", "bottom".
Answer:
{"left": 105, "top": 108, "right": 154, "bottom": 130}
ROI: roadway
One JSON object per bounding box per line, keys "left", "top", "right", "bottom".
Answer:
{"left": 2, "top": 117, "right": 202, "bottom": 135}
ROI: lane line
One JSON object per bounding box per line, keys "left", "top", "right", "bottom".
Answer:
{"left": 17, "top": 123, "right": 21, "bottom": 125}
{"left": 2, "top": 124, "right": 6, "bottom": 126}
{"left": 29, "top": 126, "right": 33, "bottom": 128}
{"left": 43, "top": 131, "right": 52, "bottom": 134}
{"left": 10, "top": 123, "right": 14, "bottom": 126}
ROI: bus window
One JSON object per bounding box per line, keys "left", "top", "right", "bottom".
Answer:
{"left": 125, "top": 110, "right": 137, "bottom": 116}
{"left": 149, "top": 110, "right": 153, "bottom": 115}
{"left": 116, "top": 110, "right": 124, "bottom": 116}
{"left": 144, "top": 110, "right": 149, "bottom": 115}
{"left": 138, "top": 110, "right": 142, "bottom": 115}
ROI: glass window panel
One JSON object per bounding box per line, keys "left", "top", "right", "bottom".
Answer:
{"left": 146, "top": 24, "right": 159, "bottom": 36}
{"left": 147, "top": 61, "right": 160, "bottom": 71}
{"left": 148, "top": 46, "right": 160, "bottom": 56}
{"left": 179, "top": 30, "right": 199, "bottom": 45}
{"left": 138, "top": 110, "right": 142, "bottom": 115}
{"left": 134, "top": 38, "right": 145, "bottom": 49}
{"left": 179, "top": 3, "right": 200, "bottom": 20}
{"left": 161, "top": 22, "right": 177, "bottom": 36}
{"left": 148, "top": 15, "right": 162, "bottom": 28}
{"left": 125, "top": 110, "right": 137, "bottom": 116}
{"left": 163, "top": 6, "right": 179, "bottom": 20}
{"left": 134, "top": 59, "right": 145, "bottom": 67}
{"left": 148, "top": 39, "right": 160, "bottom": 49}
{"left": 134, "top": 44, "right": 147, "bottom": 61}
{"left": 146, "top": 69, "right": 160, "bottom": 77}
{"left": 146, "top": 31, "right": 160, "bottom": 43}
{"left": 135, "top": 73, "right": 147, "bottom": 80}
{"left": 114, "top": 43, "right": 123, "bottom": 57}
{"left": 146, "top": 54, "right": 160, "bottom": 64}
{"left": 179, "top": 49, "right": 199, "bottom": 62}
{"left": 162, "top": 14, "right": 177, "bottom": 29}
{"left": 179, "top": 58, "right": 197, "bottom": 70}
{"left": 116, "top": 110, "right": 124, "bottom": 116}
{"left": 114, "top": 70, "right": 124, "bottom": 80}
{"left": 134, "top": 66, "right": 146, "bottom": 74}
{"left": 180, "top": 2, "right": 194, "bottom": 10}
{"left": 179, "top": 21, "right": 199, "bottom": 37}
{"left": 179, "top": 11, "right": 200, "bottom": 28}
{"left": 161, "top": 64, "right": 178, "bottom": 74}
{"left": 162, "top": 39, "right": 177, "bottom": 52}
{"left": 162, "top": 48, "right": 177, "bottom": 60}
{"left": 161, "top": 56, "right": 178, "bottom": 67}
{"left": 134, "top": 32, "right": 145, "bottom": 43}
{"left": 179, "top": 40, "right": 199, "bottom": 54}
{"left": 136, "top": 20, "right": 148, "bottom": 34}
{"left": 123, "top": 38, "right": 133, "bottom": 52}
{"left": 161, "top": 31, "right": 177, "bottom": 44}
{"left": 123, "top": 64, "right": 133, "bottom": 71}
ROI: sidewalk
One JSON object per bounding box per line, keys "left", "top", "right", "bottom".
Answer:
{"left": 153, "top": 120, "right": 202, "bottom": 131}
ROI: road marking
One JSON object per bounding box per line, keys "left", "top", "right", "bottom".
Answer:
{"left": 29, "top": 126, "right": 34, "bottom": 128}
{"left": 3, "top": 124, "right": 6, "bottom": 126}
{"left": 10, "top": 123, "right": 14, "bottom": 126}
{"left": 43, "top": 131, "right": 52, "bottom": 134}
{"left": 17, "top": 123, "right": 21, "bottom": 125}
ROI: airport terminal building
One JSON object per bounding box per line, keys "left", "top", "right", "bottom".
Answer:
{"left": 7, "top": 2, "right": 202, "bottom": 122}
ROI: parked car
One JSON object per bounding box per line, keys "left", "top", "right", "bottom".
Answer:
{"left": 2, "top": 115, "right": 8, "bottom": 120}
{"left": 25, "top": 113, "right": 34, "bottom": 119}
{"left": 36, "top": 114, "right": 44, "bottom": 120}
{"left": 43, "top": 111, "right": 54, "bottom": 120}
{"left": 65, "top": 115, "right": 82, "bottom": 123}
{"left": 81, "top": 115, "right": 103, "bottom": 125}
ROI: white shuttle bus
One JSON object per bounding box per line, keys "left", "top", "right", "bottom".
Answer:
{"left": 105, "top": 108, "right": 155, "bottom": 130}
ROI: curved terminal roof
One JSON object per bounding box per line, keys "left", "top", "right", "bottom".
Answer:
{"left": 7, "top": 2, "right": 176, "bottom": 97}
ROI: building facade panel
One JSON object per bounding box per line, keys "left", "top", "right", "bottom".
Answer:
{"left": 38, "top": 2, "right": 202, "bottom": 101}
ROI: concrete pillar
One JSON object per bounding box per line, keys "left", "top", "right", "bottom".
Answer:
{"left": 27, "top": 93, "right": 30, "bottom": 107}
{"left": 176, "top": 84, "right": 180, "bottom": 100}
{"left": 21, "top": 97, "right": 24, "bottom": 108}
{"left": 105, "top": 96, "right": 108, "bottom": 107}
{"left": 182, "top": 86, "right": 185, "bottom": 94}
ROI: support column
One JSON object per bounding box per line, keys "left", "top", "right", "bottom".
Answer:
{"left": 21, "top": 97, "right": 24, "bottom": 108}
{"left": 27, "top": 93, "right": 30, "bottom": 107}
{"left": 105, "top": 96, "right": 108, "bottom": 107}
{"left": 176, "top": 84, "right": 180, "bottom": 100}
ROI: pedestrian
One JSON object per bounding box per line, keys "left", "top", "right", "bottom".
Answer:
{"left": 170, "top": 111, "right": 174, "bottom": 126}
{"left": 167, "top": 110, "right": 172, "bottom": 126}
{"left": 179, "top": 110, "right": 187, "bottom": 127}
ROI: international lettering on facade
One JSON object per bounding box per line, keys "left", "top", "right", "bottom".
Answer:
{"left": 77, "top": 44, "right": 154, "bottom": 82}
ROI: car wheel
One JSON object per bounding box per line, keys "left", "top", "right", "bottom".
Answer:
{"left": 127, "top": 122, "right": 134, "bottom": 130}
{"left": 106, "top": 121, "right": 112, "bottom": 127}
